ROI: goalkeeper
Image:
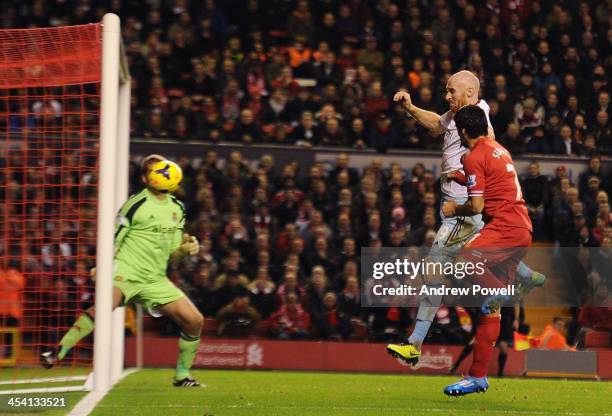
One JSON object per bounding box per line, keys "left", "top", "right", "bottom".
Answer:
{"left": 41, "top": 154, "right": 204, "bottom": 387}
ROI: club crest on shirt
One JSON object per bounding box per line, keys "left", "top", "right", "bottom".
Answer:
{"left": 172, "top": 212, "right": 178, "bottom": 223}
{"left": 467, "top": 174, "right": 477, "bottom": 187}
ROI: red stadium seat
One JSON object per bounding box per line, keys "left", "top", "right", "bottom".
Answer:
{"left": 583, "top": 330, "right": 611, "bottom": 349}
{"left": 202, "top": 318, "right": 219, "bottom": 336}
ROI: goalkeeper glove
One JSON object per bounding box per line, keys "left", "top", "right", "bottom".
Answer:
{"left": 181, "top": 234, "right": 200, "bottom": 256}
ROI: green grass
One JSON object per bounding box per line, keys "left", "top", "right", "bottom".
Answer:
{"left": 90, "top": 369, "right": 612, "bottom": 416}
{"left": 1, "top": 368, "right": 609, "bottom": 415}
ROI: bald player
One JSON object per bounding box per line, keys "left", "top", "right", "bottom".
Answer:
{"left": 386, "top": 71, "right": 545, "bottom": 367}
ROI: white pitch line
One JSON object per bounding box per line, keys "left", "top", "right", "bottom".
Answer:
{"left": 0, "top": 375, "right": 88, "bottom": 386}
{"left": 68, "top": 368, "right": 139, "bottom": 416}
{"left": 0, "top": 385, "right": 87, "bottom": 395}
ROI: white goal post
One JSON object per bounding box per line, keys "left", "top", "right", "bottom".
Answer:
{"left": 94, "top": 12, "right": 131, "bottom": 393}
{"left": 0, "top": 13, "right": 131, "bottom": 401}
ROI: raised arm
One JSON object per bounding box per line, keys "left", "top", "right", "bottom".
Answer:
{"left": 393, "top": 90, "right": 446, "bottom": 136}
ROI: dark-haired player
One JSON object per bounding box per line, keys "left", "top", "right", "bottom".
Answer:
{"left": 441, "top": 105, "right": 533, "bottom": 396}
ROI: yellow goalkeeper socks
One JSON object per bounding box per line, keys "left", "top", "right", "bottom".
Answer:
{"left": 58, "top": 313, "right": 95, "bottom": 360}
{"left": 175, "top": 332, "right": 200, "bottom": 380}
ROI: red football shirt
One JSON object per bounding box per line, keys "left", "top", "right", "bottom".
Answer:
{"left": 463, "top": 137, "right": 532, "bottom": 231}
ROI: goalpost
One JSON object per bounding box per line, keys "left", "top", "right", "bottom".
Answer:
{"left": 0, "top": 13, "right": 130, "bottom": 400}
{"left": 94, "top": 12, "right": 130, "bottom": 393}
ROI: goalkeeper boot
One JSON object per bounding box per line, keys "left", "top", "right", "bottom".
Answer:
{"left": 173, "top": 376, "right": 202, "bottom": 387}
{"left": 517, "top": 271, "right": 546, "bottom": 296}
{"left": 444, "top": 376, "right": 489, "bottom": 397}
{"left": 386, "top": 342, "right": 420, "bottom": 366}
{"left": 40, "top": 348, "right": 59, "bottom": 369}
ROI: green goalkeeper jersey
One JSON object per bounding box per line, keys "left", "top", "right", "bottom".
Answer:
{"left": 114, "top": 188, "right": 186, "bottom": 282}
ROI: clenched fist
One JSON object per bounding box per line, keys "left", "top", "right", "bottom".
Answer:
{"left": 393, "top": 90, "right": 414, "bottom": 112}
{"left": 181, "top": 234, "right": 200, "bottom": 256}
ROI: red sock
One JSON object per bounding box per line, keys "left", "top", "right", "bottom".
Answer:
{"left": 469, "top": 315, "right": 501, "bottom": 378}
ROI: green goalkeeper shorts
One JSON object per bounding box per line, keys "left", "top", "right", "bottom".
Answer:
{"left": 113, "top": 275, "right": 185, "bottom": 315}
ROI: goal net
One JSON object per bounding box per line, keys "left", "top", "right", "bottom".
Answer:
{"left": 0, "top": 14, "right": 129, "bottom": 396}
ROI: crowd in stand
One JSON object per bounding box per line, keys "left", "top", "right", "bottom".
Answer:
{"left": 2, "top": 145, "right": 611, "bottom": 344}
{"left": 144, "top": 151, "right": 437, "bottom": 341}
{"left": 4, "top": 0, "right": 611, "bottom": 153}
{"left": 3, "top": 0, "right": 612, "bottom": 344}
{"left": 134, "top": 150, "right": 611, "bottom": 340}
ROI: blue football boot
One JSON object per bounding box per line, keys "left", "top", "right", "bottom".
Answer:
{"left": 444, "top": 376, "right": 489, "bottom": 397}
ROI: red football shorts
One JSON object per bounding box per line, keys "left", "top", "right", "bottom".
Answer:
{"left": 460, "top": 226, "right": 532, "bottom": 287}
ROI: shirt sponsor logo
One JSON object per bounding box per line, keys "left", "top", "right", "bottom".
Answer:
{"left": 152, "top": 225, "right": 177, "bottom": 234}
{"left": 411, "top": 348, "right": 453, "bottom": 370}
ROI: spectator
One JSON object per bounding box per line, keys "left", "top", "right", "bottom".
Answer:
{"left": 248, "top": 268, "right": 277, "bottom": 319}
{"left": 310, "top": 292, "right": 351, "bottom": 340}
{"left": 319, "top": 118, "right": 348, "bottom": 146}
{"left": 578, "top": 157, "right": 604, "bottom": 195}
{"left": 499, "top": 123, "right": 526, "bottom": 156}
{"left": 526, "top": 126, "right": 551, "bottom": 154}
{"left": 261, "top": 89, "right": 291, "bottom": 126}
{"left": 356, "top": 36, "right": 384, "bottom": 76}
{"left": 213, "top": 269, "right": 249, "bottom": 312}
{"left": 316, "top": 51, "right": 342, "bottom": 86}
{"left": 184, "top": 264, "right": 216, "bottom": 317}
{"left": 538, "top": 317, "right": 576, "bottom": 351}
{"left": 431, "top": 8, "right": 455, "bottom": 45}
{"left": 270, "top": 292, "right": 310, "bottom": 340}
{"left": 306, "top": 239, "right": 336, "bottom": 278}
{"left": 287, "top": 1, "right": 315, "bottom": 41}
{"left": 514, "top": 97, "right": 545, "bottom": 132}
{"left": 363, "top": 81, "right": 389, "bottom": 121}
{"left": 216, "top": 289, "right": 261, "bottom": 337}
{"left": 0, "top": 262, "right": 25, "bottom": 329}
{"left": 369, "top": 113, "right": 396, "bottom": 152}
{"left": 230, "top": 109, "right": 261, "bottom": 143}
{"left": 488, "top": 99, "right": 511, "bottom": 135}
{"left": 522, "top": 162, "right": 549, "bottom": 239}
{"left": 535, "top": 61, "right": 561, "bottom": 98}
{"left": 552, "top": 125, "right": 579, "bottom": 155}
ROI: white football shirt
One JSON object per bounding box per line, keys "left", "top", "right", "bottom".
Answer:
{"left": 438, "top": 99, "right": 493, "bottom": 199}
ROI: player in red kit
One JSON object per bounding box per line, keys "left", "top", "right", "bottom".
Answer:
{"left": 441, "top": 104, "right": 533, "bottom": 396}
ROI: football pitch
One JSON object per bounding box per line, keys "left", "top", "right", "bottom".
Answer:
{"left": 2, "top": 369, "right": 611, "bottom": 415}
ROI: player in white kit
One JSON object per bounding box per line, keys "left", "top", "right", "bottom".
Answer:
{"left": 386, "top": 71, "right": 545, "bottom": 365}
